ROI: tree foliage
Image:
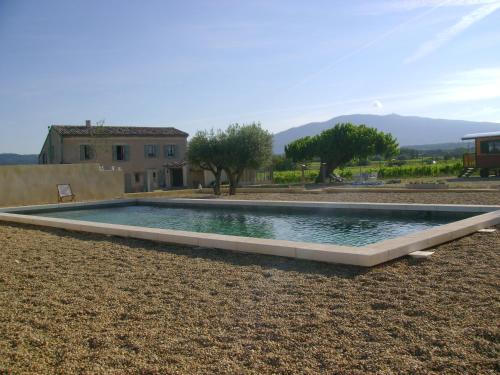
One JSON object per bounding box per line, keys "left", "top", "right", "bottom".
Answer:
{"left": 284, "top": 136, "right": 316, "bottom": 163}
{"left": 188, "top": 123, "right": 273, "bottom": 195}
{"left": 285, "top": 123, "right": 399, "bottom": 182}
{"left": 187, "top": 129, "right": 226, "bottom": 195}
{"left": 222, "top": 123, "right": 273, "bottom": 194}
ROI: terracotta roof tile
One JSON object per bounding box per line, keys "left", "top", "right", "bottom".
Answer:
{"left": 52, "top": 125, "right": 188, "bottom": 137}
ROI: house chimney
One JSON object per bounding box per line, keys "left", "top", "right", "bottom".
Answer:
{"left": 85, "top": 120, "right": 91, "bottom": 128}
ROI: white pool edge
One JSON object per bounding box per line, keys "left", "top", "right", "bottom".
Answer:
{"left": 0, "top": 198, "right": 499, "bottom": 267}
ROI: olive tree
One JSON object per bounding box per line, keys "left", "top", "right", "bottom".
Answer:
{"left": 187, "top": 129, "right": 227, "bottom": 195}
{"left": 223, "top": 123, "right": 273, "bottom": 195}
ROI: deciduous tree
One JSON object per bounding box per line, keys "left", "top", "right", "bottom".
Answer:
{"left": 285, "top": 123, "right": 399, "bottom": 182}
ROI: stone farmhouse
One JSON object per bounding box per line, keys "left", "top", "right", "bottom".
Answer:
{"left": 39, "top": 120, "right": 191, "bottom": 192}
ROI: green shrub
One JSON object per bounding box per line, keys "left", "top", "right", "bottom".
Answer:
{"left": 272, "top": 155, "right": 295, "bottom": 171}
{"left": 272, "top": 170, "right": 319, "bottom": 184}
{"left": 337, "top": 169, "right": 352, "bottom": 179}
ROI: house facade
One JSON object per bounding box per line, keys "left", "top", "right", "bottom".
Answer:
{"left": 462, "top": 131, "right": 500, "bottom": 177}
{"left": 39, "top": 121, "right": 189, "bottom": 192}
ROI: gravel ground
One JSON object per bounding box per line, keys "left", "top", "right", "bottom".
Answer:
{"left": 219, "top": 191, "right": 500, "bottom": 205}
{"left": 0, "top": 193, "right": 499, "bottom": 374}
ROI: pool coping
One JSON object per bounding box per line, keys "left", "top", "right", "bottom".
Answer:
{"left": 0, "top": 198, "right": 499, "bottom": 267}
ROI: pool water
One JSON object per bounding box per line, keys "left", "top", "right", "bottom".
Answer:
{"left": 29, "top": 204, "right": 476, "bottom": 247}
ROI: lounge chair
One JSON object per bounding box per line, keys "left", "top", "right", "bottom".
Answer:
{"left": 57, "top": 184, "right": 75, "bottom": 203}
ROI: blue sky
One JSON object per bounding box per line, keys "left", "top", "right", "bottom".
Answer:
{"left": 1, "top": 0, "right": 500, "bottom": 153}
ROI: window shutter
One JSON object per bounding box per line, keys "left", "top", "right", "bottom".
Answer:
{"left": 124, "top": 145, "right": 130, "bottom": 161}
{"left": 156, "top": 144, "right": 160, "bottom": 158}
{"left": 172, "top": 145, "right": 176, "bottom": 157}
{"left": 112, "top": 145, "right": 117, "bottom": 161}
{"left": 163, "top": 145, "right": 167, "bottom": 158}
{"left": 144, "top": 145, "right": 148, "bottom": 158}
{"left": 80, "top": 145, "right": 85, "bottom": 161}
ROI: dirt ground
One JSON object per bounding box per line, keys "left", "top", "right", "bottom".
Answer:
{"left": 0, "top": 193, "right": 499, "bottom": 374}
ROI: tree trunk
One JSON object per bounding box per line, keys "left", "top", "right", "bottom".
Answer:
{"left": 326, "top": 161, "right": 334, "bottom": 180}
{"left": 320, "top": 160, "right": 340, "bottom": 183}
{"left": 318, "top": 159, "right": 326, "bottom": 183}
{"left": 227, "top": 170, "right": 240, "bottom": 195}
{"left": 228, "top": 174, "right": 237, "bottom": 195}
{"left": 212, "top": 170, "right": 222, "bottom": 195}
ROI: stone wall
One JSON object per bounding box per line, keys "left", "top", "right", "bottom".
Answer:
{"left": 0, "top": 163, "right": 123, "bottom": 207}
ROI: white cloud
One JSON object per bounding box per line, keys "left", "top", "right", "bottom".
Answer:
{"left": 362, "top": 0, "right": 499, "bottom": 14}
{"left": 437, "top": 67, "right": 500, "bottom": 101}
{"left": 405, "top": 1, "right": 500, "bottom": 63}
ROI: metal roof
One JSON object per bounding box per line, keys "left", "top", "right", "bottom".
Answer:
{"left": 461, "top": 131, "right": 500, "bottom": 140}
{"left": 51, "top": 125, "right": 188, "bottom": 138}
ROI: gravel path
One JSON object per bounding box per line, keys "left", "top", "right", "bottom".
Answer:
{"left": 0, "top": 193, "right": 499, "bottom": 373}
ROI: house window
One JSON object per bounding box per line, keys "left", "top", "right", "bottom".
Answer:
{"left": 480, "top": 140, "right": 500, "bottom": 154}
{"left": 79, "top": 145, "right": 93, "bottom": 161}
{"left": 165, "top": 144, "right": 176, "bottom": 157}
{"left": 113, "top": 145, "right": 129, "bottom": 161}
{"left": 134, "top": 173, "right": 141, "bottom": 183}
{"left": 144, "top": 144, "right": 158, "bottom": 158}
{"left": 116, "top": 145, "right": 125, "bottom": 160}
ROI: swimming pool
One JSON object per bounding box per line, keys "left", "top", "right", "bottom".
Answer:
{"left": 26, "top": 203, "right": 476, "bottom": 247}
{"left": 1, "top": 198, "right": 499, "bottom": 266}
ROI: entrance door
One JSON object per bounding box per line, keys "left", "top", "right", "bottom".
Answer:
{"left": 171, "top": 168, "right": 183, "bottom": 187}
{"left": 124, "top": 173, "right": 132, "bottom": 193}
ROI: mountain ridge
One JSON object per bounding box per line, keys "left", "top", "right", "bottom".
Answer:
{"left": 272, "top": 113, "right": 500, "bottom": 154}
{"left": 0, "top": 153, "right": 38, "bottom": 165}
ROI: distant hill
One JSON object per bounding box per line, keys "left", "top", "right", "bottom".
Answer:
{"left": 273, "top": 114, "right": 500, "bottom": 154}
{"left": 0, "top": 154, "right": 38, "bottom": 165}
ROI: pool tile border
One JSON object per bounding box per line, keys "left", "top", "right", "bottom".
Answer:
{"left": 0, "top": 198, "right": 499, "bottom": 267}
